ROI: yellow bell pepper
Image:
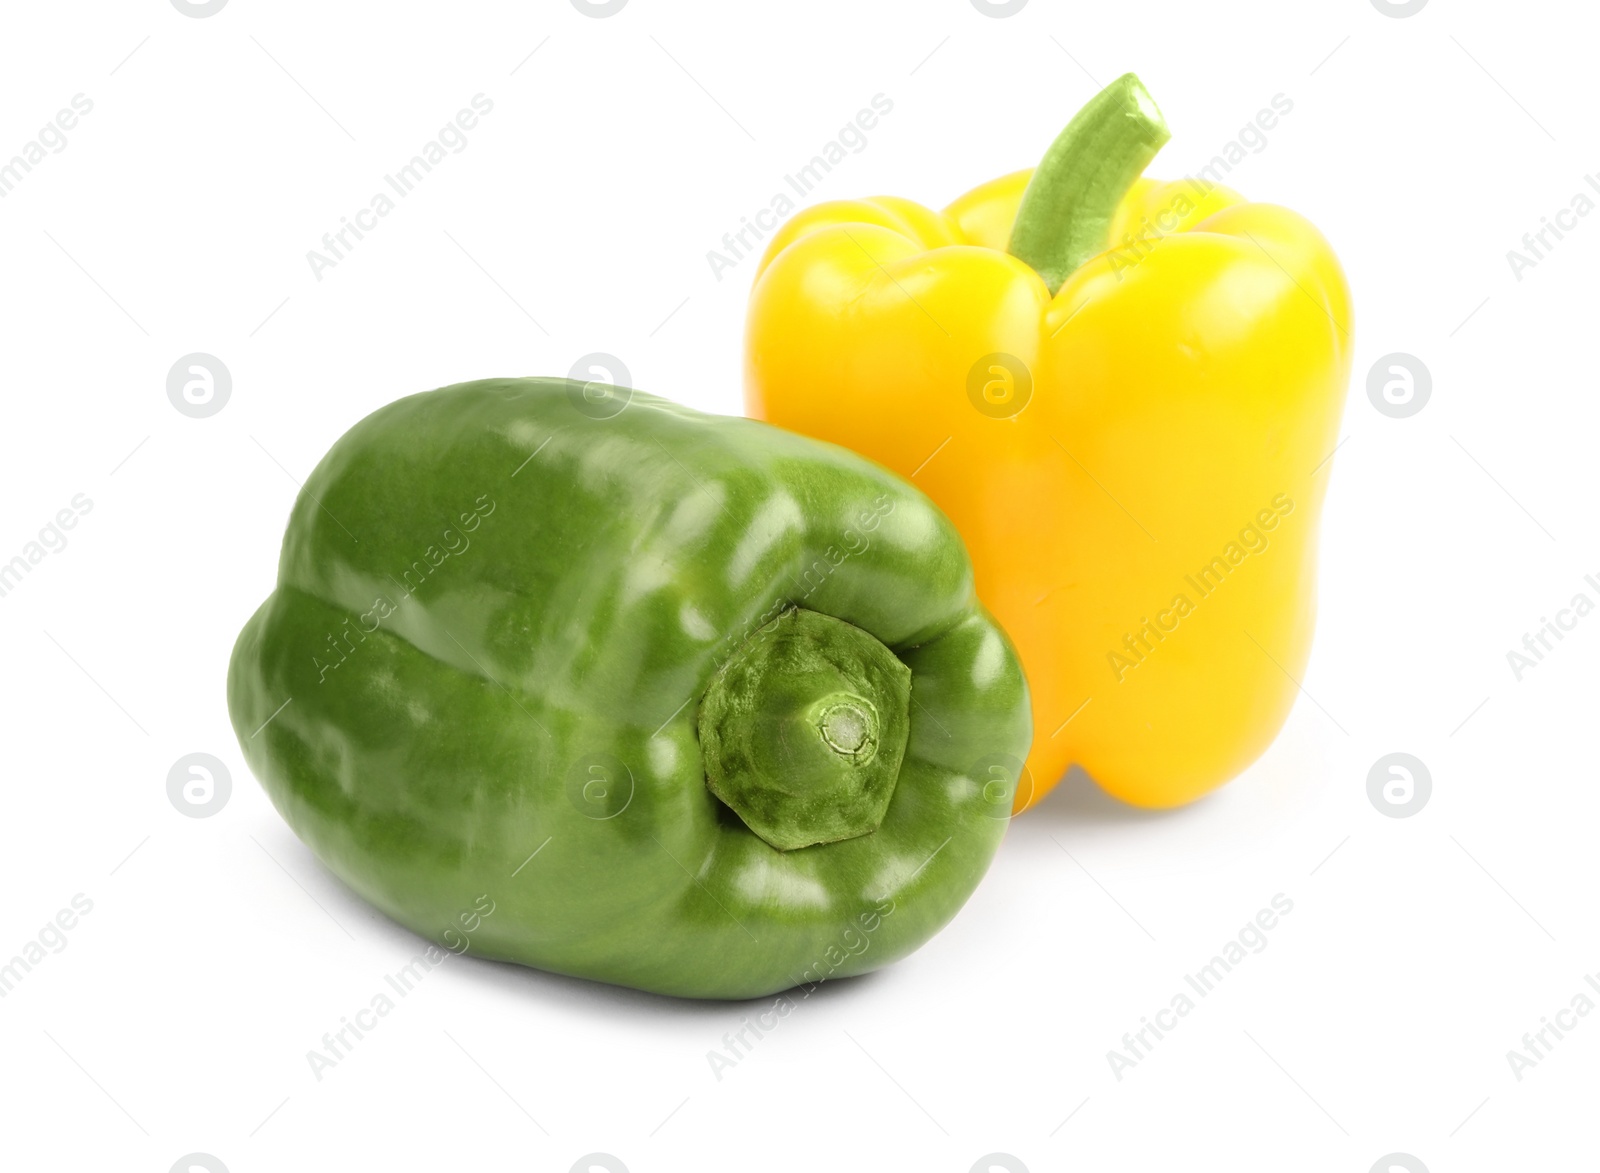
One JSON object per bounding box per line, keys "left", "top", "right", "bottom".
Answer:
{"left": 744, "top": 74, "right": 1351, "bottom": 811}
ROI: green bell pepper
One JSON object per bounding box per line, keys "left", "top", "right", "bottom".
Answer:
{"left": 227, "top": 378, "right": 1030, "bottom": 999}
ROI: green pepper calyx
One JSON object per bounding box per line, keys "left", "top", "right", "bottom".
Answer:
{"left": 698, "top": 608, "right": 911, "bottom": 851}
{"left": 1006, "top": 71, "right": 1170, "bottom": 295}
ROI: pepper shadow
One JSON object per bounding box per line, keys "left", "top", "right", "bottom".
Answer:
{"left": 452, "top": 947, "right": 894, "bottom": 1025}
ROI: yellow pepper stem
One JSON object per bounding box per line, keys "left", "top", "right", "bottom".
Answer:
{"left": 1007, "top": 72, "right": 1171, "bottom": 294}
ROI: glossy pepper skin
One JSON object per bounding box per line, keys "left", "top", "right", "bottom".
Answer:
{"left": 745, "top": 75, "right": 1351, "bottom": 812}
{"left": 227, "top": 378, "right": 1029, "bottom": 999}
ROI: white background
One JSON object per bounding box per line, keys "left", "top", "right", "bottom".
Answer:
{"left": 0, "top": 1, "right": 1593, "bottom": 1170}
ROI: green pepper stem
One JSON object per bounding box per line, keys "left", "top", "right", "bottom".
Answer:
{"left": 698, "top": 609, "right": 911, "bottom": 852}
{"left": 1006, "top": 72, "right": 1170, "bottom": 295}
